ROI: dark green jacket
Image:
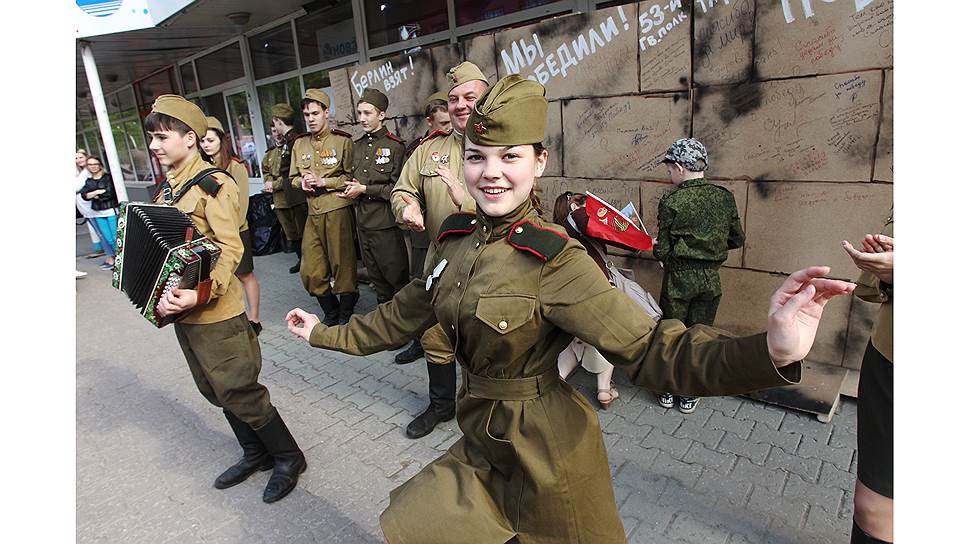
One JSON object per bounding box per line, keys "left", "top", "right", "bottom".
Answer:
{"left": 654, "top": 178, "right": 745, "bottom": 268}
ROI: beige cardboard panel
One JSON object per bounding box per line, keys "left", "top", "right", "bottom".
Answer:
{"left": 637, "top": 179, "right": 747, "bottom": 267}
{"left": 344, "top": 49, "right": 437, "bottom": 118}
{"left": 430, "top": 44, "right": 463, "bottom": 92}
{"left": 873, "top": 69, "right": 893, "bottom": 182}
{"left": 329, "top": 68, "right": 355, "bottom": 125}
{"left": 843, "top": 297, "right": 879, "bottom": 370}
{"left": 545, "top": 101, "right": 563, "bottom": 177}
{"left": 463, "top": 33, "right": 500, "bottom": 83}
{"left": 693, "top": 0, "right": 755, "bottom": 86}
{"left": 535, "top": 177, "right": 641, "bottom": 216}
{"left": 717, "top": 267, "right": 848, "bottom": 367}
{"left": 694, "top": 71, "right": 882, "bottom": 181}
{"left": 637, "top": 1, "right": 691, "bottom": 91}
{"left": 744, "top": 181, "right": 893, "bottom": 278}
{"left": 755, "top": 0, "right": 893, "bottom": 79}
{"left": 563, "top": 95, "right": 690, "bottom": 180}
{"left": 494, "top": 6, "right": 639, "bottom": 100}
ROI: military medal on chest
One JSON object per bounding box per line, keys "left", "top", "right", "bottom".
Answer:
{"left": 439, "top": 154, "right": 449, "bottom": 165}
{"left": 375, "top": 147, "right": 391, "bottom": 165}
{"left": 318, "top": 148, "right": 339, "bottom": 166}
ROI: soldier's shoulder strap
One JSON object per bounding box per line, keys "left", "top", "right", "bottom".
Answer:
{"left": 419, "top": 129, "right": 450, "bottom": 147}
{"left": 436, "top": 212, "right": 478, "bottom": 243}
{"left": 507, "top": 219, "right": 569, "bottom": 263}
{"left": 386, "top": 131, "right": 405, "bottom": 144}
{"left": 331, "top": 128, "right": 353, "bottom": 139}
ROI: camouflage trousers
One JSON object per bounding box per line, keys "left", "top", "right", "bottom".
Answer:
{"left": 659, "top": 268, "right": 722, "bottom": 327}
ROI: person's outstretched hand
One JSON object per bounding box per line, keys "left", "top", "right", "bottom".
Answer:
{"left": 843, "top": 237, "right": 894, "bottom": 284}
{"left": 287, "top": 308, "right": 321, "bottom": 342}
{"left": 401, "top": 194, "right": 425, "bottom": 232}
{"left": 766, "top": 266, "right": 855, "bottom": 367}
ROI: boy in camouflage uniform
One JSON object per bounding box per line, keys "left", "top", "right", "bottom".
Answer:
{"left": 654, "top": 138, "right": 745, "bottom": 413}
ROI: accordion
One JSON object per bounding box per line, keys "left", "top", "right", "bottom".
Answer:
{"left": 112, "top": 202, "right": 221, "bottom": 327}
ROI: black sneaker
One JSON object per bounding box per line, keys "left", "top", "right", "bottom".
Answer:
{"left": 677, "top": 396, "right": 699, "bottom": 414}
{"left": 657, "top": 393, "right": 674, "bottom": 409}
{"left": 394, "top": 340, "right": 424, "bottom": 364}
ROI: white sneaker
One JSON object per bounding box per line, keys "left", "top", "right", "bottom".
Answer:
{"left": 75, "top": 270, "right": 87, "bottom": 279}
{"left": 657, "top": 393, "right": 674, "bottom": 408}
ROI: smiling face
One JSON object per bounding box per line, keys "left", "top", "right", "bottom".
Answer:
{"left": 463, "top": 141, "right": 548, "bottom": 218}
{"left": 86, "top": 158, "right": 103, "bottom": 175}
{"left": 200, "top": 129, "right": 222, "bottom": 158}
{"left": 357, "top": 101, "right": 385, "bottom": 133}
{"left": 148, "top": 129, "right": 196, "bottom": 168}
{"left": 75, "top": 152, "right": 88, "bottom": 169}
{"left": 448, "top": 80, "right": 487, "bottom": 133}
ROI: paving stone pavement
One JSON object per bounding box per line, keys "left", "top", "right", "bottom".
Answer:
{"left": 76, "top": 228, "right": 858, "bottom": 543}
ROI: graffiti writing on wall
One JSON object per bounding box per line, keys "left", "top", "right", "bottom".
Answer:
{"left": 349, "top": 56, "right": 417, "bottom": 98}
{"left": 780, "top": 0, "right": 876, "bottom": 24}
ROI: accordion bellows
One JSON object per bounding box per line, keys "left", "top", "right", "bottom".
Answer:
{"left": 112, "top": 202, "right": 221, "bottom": 327}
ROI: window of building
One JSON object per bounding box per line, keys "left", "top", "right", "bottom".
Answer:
{"left": 135, "top": 68, "right": 177, "bottom": 109}
{"left": 196, "top": 42, "right": 245, "bottom": 89}
{"left": 364, "top": 0, "right": 449, "bottom": 49}
{"left": 454, "top": 0, "right": 558, "bottom": 26}
{"left": 180, "top": 62, "right": 198, "bottom": 94}
{"left": 257, "top": 77, "right": 304, "bottom": 148}
{"left": 302, "top": 70, "right": 331, "bottom": 91}
{"left": 295, "top": 1, "right": 358, "bottom": 67}
{"left": 249, "top": 23, "right": 298, "bottom": 80}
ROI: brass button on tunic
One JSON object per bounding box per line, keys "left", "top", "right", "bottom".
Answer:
{"left": 310, "top": 201, "right": 800, "bottom": 543}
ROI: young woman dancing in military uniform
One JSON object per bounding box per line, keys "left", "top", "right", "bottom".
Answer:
{"left": 286, "top": 75, "right": 855, "bottom": 544}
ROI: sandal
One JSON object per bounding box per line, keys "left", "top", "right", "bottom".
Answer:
{"left": 597, "top": 382, "right": 619, "bottom": 410}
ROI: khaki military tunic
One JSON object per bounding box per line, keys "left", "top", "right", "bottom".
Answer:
{"left": 310, "top": 201, "right": 800, "bottom": 543}
{"left": 154, "top": 153, "right": 274, "bottom": 428}
{"left": 263, "top": 137, "right": 308, "bottom": 241}
{"left": 226, "top": 158, "right": 250, "bottom": 232}
{"left": 289, "top": 128, "right": 357, "bottom": 296}
{"left": 352, "top": 126, "right": 408, "bottom": 302}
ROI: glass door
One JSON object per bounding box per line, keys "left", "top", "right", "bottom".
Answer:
{"left": 223, "top": 87, "right": 262, "bottom": 183}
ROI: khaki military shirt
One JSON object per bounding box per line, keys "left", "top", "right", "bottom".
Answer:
{"left": 351, "top": 126, "right": 405, "bottom": 231}
{"left": 390, "top": 129, "right": 476, "bottom": 242}
{"left": 289, "top": 127, "right": 354, "bottom": 215}
{"left": 226, "top": 158, "right": 250, "bottom": 231}
{"left": 262, "top": 145, "right": 283, "bottom": 206}
{"left": 154, "top": 153, "right": 245, "bottom": 325}
{"left": 854, "top": 215, "right": 893, "bottom": 362}
{"left": 309, "top": 201, "right": 800, "bottom": 542}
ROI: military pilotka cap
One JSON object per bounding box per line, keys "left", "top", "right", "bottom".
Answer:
{"left": 151, "top": 94, "right": 208, "bottom": 139}
{"left": 423, "top": 91, "right": 448, "bottom": 110}
{"left": 661, "top": 137, "right": 708, "bottom": 171}
{"left": 303, "top": 88, "right": 330, "bottom": 109}
{"left": 466, "top": 74, "right": 547, "bottom": 146}
{"left": 358, "top": 87, "right": 389, "bottom": 112}
{"left": 206, "top": 116, "right": 225, "bottom": 134}
{"left": 446, "top": 61, "right": 488, "bottom": 93}
{"left": 270, "top": 103, "right": 295, "bottom": 119}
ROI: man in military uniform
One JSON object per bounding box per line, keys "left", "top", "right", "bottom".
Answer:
{"left": 145, "top": 95, "right": 306, "bottom": 503}
{"left": 290, "top": 89, "right": 358, "bottom": 325}
{"left": 395, "top": 90, "right": 451, "bottom": 365}
{"left": 263, "top": 103, "right": 308, "bottom": 274}
{"left": 653, "top": 137, "right": 746, "bottom": 414}
{"left": 339, "top": 88, "right": 409, "bottom": 303}
{"left": 389, "top": 62, "right": 486, "bottom": 438}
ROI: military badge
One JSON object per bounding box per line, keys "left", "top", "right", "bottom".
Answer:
{"left": 440, "top": 154, "right": 449, "bottom": 165}
{"left": 474, "top": 122, "right": 487, "bottom": 135}
{"left": 431, "top": 151, "right": 440, "bottom": 162}
{"left": 321, "top": 148, "right": 338, "bottom": 166}
{"left": 375, "top": 147, "right": 391, "bottom": 165}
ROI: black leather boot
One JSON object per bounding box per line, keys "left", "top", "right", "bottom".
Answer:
{"left": 316, "top": 294, "right": 339, "bottom": 326}
{"left": 214, "top": 411, "right": 273, "bottom": 489}
{"left": 406, "top": 361, "right": 456, "bottom": 439}
{"left": 851, "top": 519, "right": 890, "bottom": 544}
{"left": 253, "top": 411, "right": 307, "bottom": 503}
{"left": 338, "top": 292, "right": 359, "bottom": 325}
{"left": 394, "top": 340, "right": 424, "bottom": 365}
{"left": 289, "top": 244, "right": 301, "bottom": 274}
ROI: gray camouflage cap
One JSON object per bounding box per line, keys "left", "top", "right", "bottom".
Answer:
{"left": 661, "top": 138, "right": 708, "bottom": 172}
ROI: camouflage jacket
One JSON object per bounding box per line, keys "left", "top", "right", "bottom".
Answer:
{"left": 654, "top": 178, "right": 745, "bottom": 268}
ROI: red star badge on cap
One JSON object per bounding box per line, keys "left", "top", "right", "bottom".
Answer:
{"left": 474, "top": 122, "right": 487, "bottom": 135}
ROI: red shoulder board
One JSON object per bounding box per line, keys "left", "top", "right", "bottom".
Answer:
{"left": 419, "top": 129, "right": 450, "bottom": 146}
{"left": 436, "top": 212, "right": 478, "bottom": 243}
{"left": 386, "top": 131, "right": 404, "bottom": 144}
{"left": 331, "top": 128, "right": 352, "bottom": 138}
{"left": 506, "top": 220, "right": 568, "bottom": 262}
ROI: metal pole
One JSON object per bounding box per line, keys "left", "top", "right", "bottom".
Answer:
{"left": 79, "top": 41, "right": 130, "bottom": 202}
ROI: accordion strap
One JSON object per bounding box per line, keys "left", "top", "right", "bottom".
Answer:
{"left": 168, "top": 167, "right": 231, "bottom": 204}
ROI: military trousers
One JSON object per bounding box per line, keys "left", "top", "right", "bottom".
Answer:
{"left": 359, "top": 226, "right": 409, "bottom": 303}
{"left": 274, "top": 202, "right": 308, "bottom": 242}
{"left": 173, "top": 313, "right": 275, "bottom": 428}
{"left": 659, "top": 268, "right": 723, "bottom": 327}
{"left": 300, "top": 207, "right": 358, "bottom": 296}
{"left": 408, "top": 230, "right": 431, "bottom": 279}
